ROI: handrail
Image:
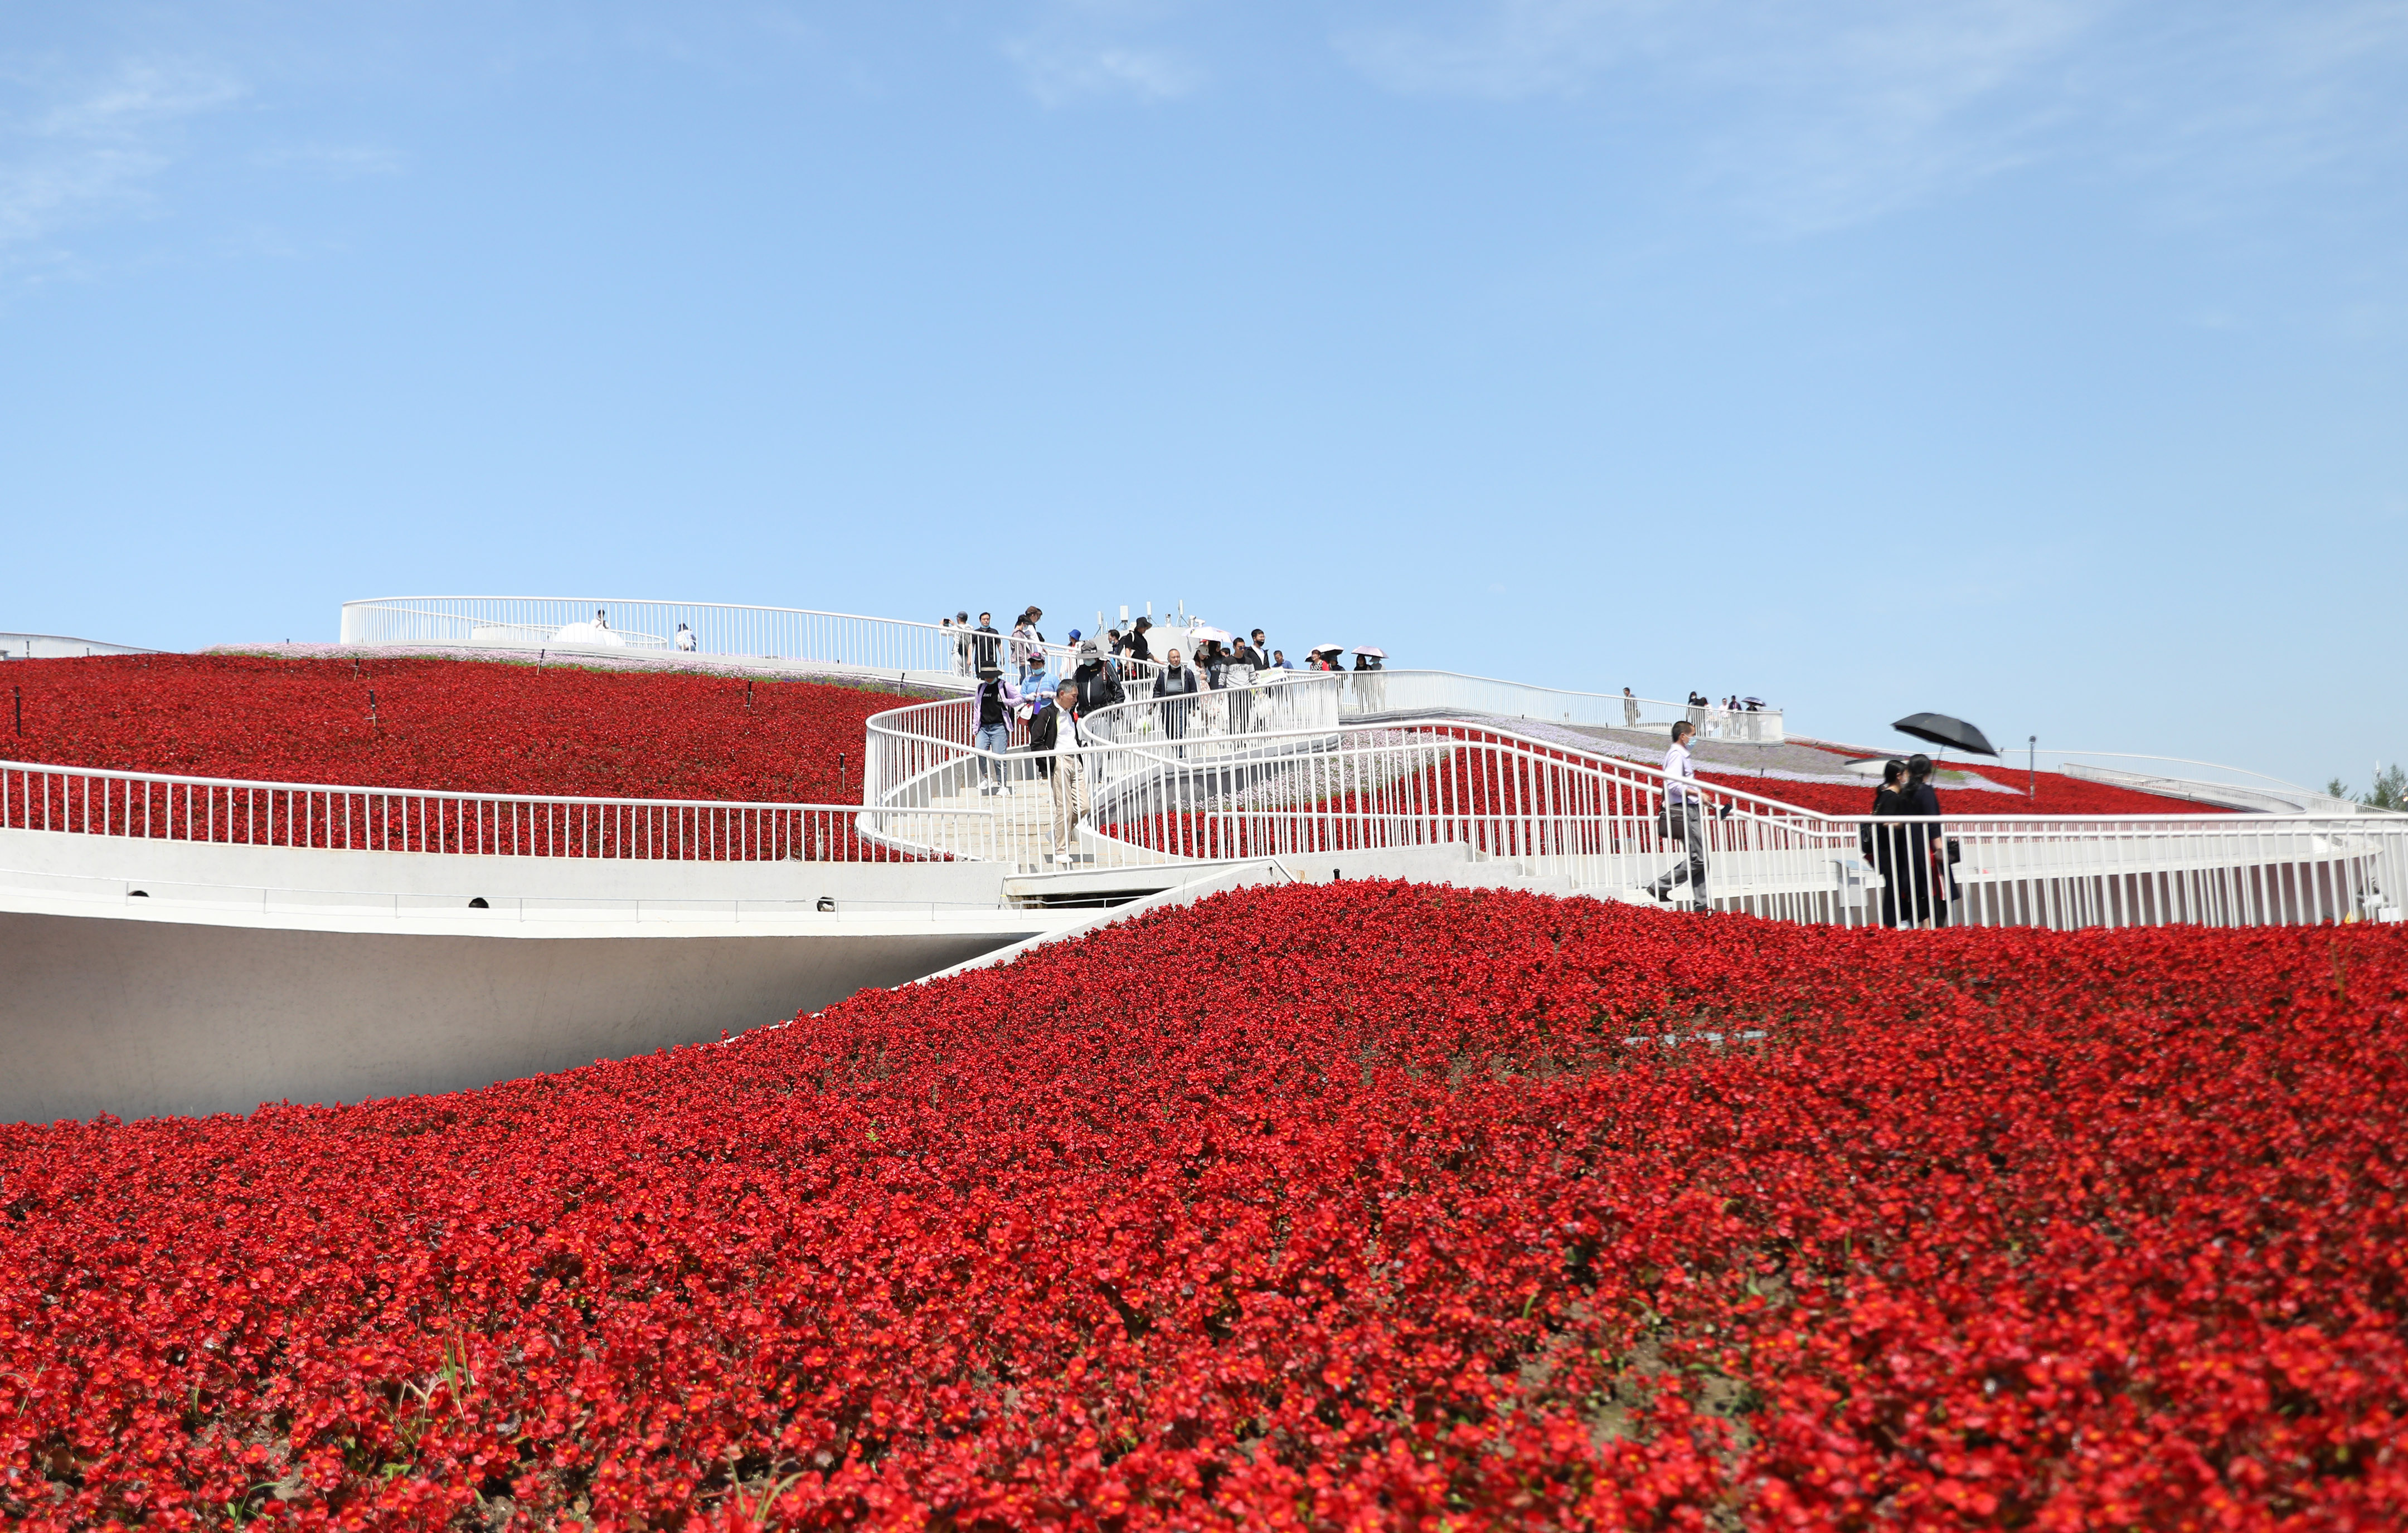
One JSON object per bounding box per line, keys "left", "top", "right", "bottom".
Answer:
{"left": 1077, "top": 669, "right": 1785, "bottom": 746}
{"left": 9, "top": 717, "right": 2401, "bottom": 929}
{"left": 0, "top": 758, "right": 1001, "bottom": 863}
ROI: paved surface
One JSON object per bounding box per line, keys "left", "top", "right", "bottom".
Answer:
{"left": 1496, "top": 720, "right": 1856, "bottom": 773}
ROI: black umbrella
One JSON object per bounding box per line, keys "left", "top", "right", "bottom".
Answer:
{"left": 1892, "top": 713, "right": 2000, "bottom": 756}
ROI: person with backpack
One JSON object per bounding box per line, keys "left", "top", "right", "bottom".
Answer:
{"left": 1071, "top": 639, "right": 1123, "bottom": 715}
{"left": 1028, "top": 678, "right": 1093, "bottom": 864}
{"left": 971, "top": 667, "right": 1022, "bottom": 796}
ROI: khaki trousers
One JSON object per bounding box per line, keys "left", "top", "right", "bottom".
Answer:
{"left": 1049, "top": 758, "right": 1089, "bottom": 855}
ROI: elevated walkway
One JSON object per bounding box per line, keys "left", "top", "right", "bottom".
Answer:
{"left": 4, "top": 594, "right": 2400, "bottom": 1122}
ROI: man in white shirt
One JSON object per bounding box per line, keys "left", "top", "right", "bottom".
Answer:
{"left": 1648, "top": 721, "right": 1708, "bottom": 909}
{"left": 1032, "top": 679, "right": 1093, "bottom": 863}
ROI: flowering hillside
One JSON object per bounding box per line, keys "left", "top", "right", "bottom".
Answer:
{"left": 3, "top": 883, "right": 2400, "bottom": 1530}
{"left": 1700, "top": 767, "right": 2229, "bottom": 817}
{"left": 2, "top": 655, "right": 896, "bottom": 803}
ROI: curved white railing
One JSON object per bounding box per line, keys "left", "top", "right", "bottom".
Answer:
{"left": 849, "top": 680, "right": 2407, "bottom": 929}
{"left": 0, "top": 759, "right": 1015, "bottom": 864}
{"left": 1066, "top": 718, "right": 2405, "bottom": 928}
{"left": 340, "top": 595, "right": 1163, "bottom": 692}
{"left": 1075, "top": 669, "right": 1782, "bottom": 747}
{"left": 7, "top": 729, "right": 2401, "bottom": 930}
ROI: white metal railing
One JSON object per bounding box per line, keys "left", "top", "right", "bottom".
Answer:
{"left": 1073, "top": 720, "right": 2405, "bottom": 927}
{"left": 10, "top": 720, "right": 2402, "bottom": 930}
{"left": 339, "top": 595, "right": 1162, "bottom": 692}
{"left": 1077, "top": 669, "right": 1783, "bottom": 746}
{"left": 0, "top": 760, "right": 1015, "bottom": 864}
{"left": 860, "top": 699, "right": 2405, "bottom": 926}
{"left": 0, "top": 632, "right": 165, "bottom": 660}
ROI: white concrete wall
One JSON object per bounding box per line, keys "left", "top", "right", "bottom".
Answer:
{"left": 0, "top": 828, "right": 1061, "bottom": 1124}
{"left": 0, "top": 909, "right": 1029, "bottom": 1124}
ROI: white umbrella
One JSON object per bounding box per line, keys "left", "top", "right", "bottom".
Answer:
{"left": 1310, "top": 642, "right": 1344, "bottom": 655}
{"left": 1352, "top": 645, "right": 1387, "bottom": 659}
{"left": 1185, "top": 625, "right": 1234, "bottom": 644}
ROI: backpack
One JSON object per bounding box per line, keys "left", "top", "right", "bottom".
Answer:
{"left": 1077, "top": 665, "right": 1123, "bottom": 713}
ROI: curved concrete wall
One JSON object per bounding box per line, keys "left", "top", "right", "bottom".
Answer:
{"left": 0, "top": 908, "right": 1028, "bottom": 1124}
{"left": 0, "top": 830, "right": 1068, "bottom": 1124}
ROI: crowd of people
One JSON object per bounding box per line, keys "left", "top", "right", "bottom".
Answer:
{"left": 938, "top": 609, "right": 1385, "bottom": 690}
{"left": 938, "top": 606, "right": 1387, "bottom": 864}
{"left": 937, "top": 609, "right": 1941, "bottom": 912}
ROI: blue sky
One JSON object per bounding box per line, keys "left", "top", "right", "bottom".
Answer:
{"left": 2, "top": 1, "right": 2402, "bottom": 789}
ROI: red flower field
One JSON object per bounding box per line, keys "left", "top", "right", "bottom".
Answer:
{"left": 1, "top": 655, "right": 901, "bottom": 804}
{"left": 1700, "top": 767, "right": 2226, "bottom": 817}
{"left": 4, "top": 883, "right": 2400, "bottom": 1530}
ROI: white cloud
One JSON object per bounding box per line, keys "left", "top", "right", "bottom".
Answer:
{"left": 0, "top": 58, "right": 244, "bottom": 256}
{"left": 1004, "top": 0, "right": 1206, "bottom": 105}
{"left": 1338, "top": 0, "right": 1677, "bottom": 100}
{"left": 1333, "top": 0, "right": 2408, "bottom": 232}
{"left": 1006, "top": 38, "right": 1203, "bottom": 104}
{"left": 253, "top": 142, "right": 407, "bottom": 178}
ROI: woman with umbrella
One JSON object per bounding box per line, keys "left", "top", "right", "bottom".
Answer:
{"left": 1352, "top": 646, "right": 1388, "bottom": 712}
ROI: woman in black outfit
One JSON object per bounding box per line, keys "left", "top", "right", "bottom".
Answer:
{"left": 1868, "top": 759, "right": 1919, "bottom": 928}
{"left": 1905, "top": 754, "right": 1949, "bottom": 926}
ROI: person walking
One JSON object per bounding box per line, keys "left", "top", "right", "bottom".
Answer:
{"left": 1623, "top": 687, "right": 1640, "bottom": 729}
{"left": 1866, "top": 759, "right": 1916, "bottom": 928}
{"left": 1905, "top": 754, "right": 1949, "bottom": 927}
{"left": 1270, "top": 648, "right": 1293, "bottom": 671}
{"left": 1028, "top": 678, "right": 1092, "bottom": 864}
{"left": 1647, "top": 720, "right": 1710, "bottom": 911}
{"left": 1009, "top": 611, "right": 1041, "bottom": 682}
{"left": 971, "top": 667, "right": 1022, "bottom": 796}
{"left": 972, "top": 612, "right": 1003, "bottom": 674}
{"left": 1152, "top": 645, "right": 1200, "bottom": 744}
{"left": 952, "top": 612, "right": 973, "bottom": 676}
{"left": 1226, "top": 639, "right": 1258, "bottom": 732}
{"left": 1071, "top": 638, "right": 1123, "bottom": 713}
{"left": 1125, "top": 616, "right": 1154, "bottom": 664}
{"left": 1019, "top": 651, "right": 1056, "bottom": 715}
